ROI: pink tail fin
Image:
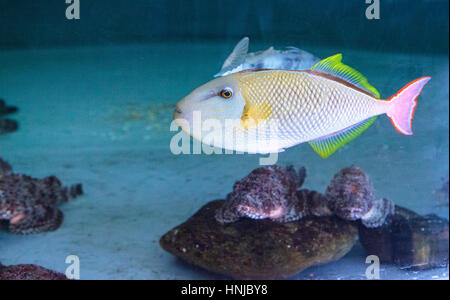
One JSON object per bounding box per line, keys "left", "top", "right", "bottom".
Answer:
{"left": 386, "top": 77, "right": 431, "bottom": 135}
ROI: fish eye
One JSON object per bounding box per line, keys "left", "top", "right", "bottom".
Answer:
{"left": 219, "top": 88, "right": 233, "bottom": 99}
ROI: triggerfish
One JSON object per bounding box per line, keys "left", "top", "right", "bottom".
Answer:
{"left": 215, "top": 37, "right": 320, "bottom": 77}
{"left": 174, "top": 54, "right": 431, "bottom": 158}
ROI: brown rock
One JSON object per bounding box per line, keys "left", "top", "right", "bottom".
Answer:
{"left": 160, "top": 200, "right": 358, "bottom": 279}
{"left": 359, "top": 206, "right": 449, "bottom": 270}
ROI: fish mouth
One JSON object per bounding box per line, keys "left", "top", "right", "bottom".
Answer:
{"left": 173, "top": 105, "right": 183, "bottom": 121}
{"left": 173, "top": 106, "right": 190, "bottom": 133}
{"left": 174, "top": 106, "right": 182, "bottom": 115}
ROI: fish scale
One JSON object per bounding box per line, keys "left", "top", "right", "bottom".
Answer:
{"left": 239, "top": 70, "right": 381, "bottom": 148}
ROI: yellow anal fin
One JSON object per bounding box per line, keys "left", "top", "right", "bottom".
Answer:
{"left": 309, "top": 117, "right": 377, "bottom": 158}
{"left": 240, "top": 102, "right": 272, "bottom": 130}
{"left": 311, "top": 54, "right": 381, "bottom": 99}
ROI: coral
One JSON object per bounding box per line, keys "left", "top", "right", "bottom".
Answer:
{"left": 160, "top": 200, "right": 358, "bottom": 279}
{"left": 215, "top": 165, "right": 394, "bottom": 228}
{"left": 215, "top": 166, "right": 306, "bottom": 223}
{"left": 325, "top": 166, "right": 375, "bottom": 220}
{"left": 360, "top": 198, "right": 395, "bottom": 228}
{"left": 296, "top": 189, "right": 333, "bottom": 217}
{"left": 0, "top": 158, "right": 83, "bottom": 234}
{"left": 0, "top": 263, "right": 68, "bottom": 280}
{"left": 325, "top": 166, "right": 395, "bottom": 228}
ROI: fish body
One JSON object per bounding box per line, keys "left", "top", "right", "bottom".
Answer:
{"left": 175, "top": 54, "right": 431, "bottom": 158}
{"left": 215, "top": 37, "right": 320, "bottom": 77}
{"left": 237, "top": 70, "right": 382, "bottom": 147}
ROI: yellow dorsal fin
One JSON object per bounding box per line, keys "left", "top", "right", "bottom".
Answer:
{"left": 311, "top": 54, "right": 380, "bottom": 98}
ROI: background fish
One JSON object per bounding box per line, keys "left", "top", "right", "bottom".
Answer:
{"left": 215, "top": 37, "right": 320, "bottom": 77}
{"left": 175, "top": 54, "right": 431, "bottom": 158}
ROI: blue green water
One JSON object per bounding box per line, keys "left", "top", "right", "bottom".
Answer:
{"left": 0, "top": 41, "right": 448, "bottom": 279}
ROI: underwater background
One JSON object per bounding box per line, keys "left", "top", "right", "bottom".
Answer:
{"left": 0, "top": 0, "right": 448, "bottom": 279}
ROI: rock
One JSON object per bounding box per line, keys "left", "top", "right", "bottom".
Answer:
{"left": 160, "top": 200, "right": 358, "bottom": 279}
{"left": 0, "top": 99, "right": 19, "bottom": 135}
{"left": 0, "top": 99, "right": 18, "bottom": 115}
{"left": 359, "top": 206, "right": 449, "bottom": 270}
{"left": 0, "top": 119, "right": 18, "bottom": 135}
{"left": 435, "top": 175, "right": 449, "bottom": 207}
{"left": 0, "top": 263, "right": 68, "bottom": 280}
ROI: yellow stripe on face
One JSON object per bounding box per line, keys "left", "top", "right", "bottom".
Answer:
{"left": 239, "top": 102, "right": 272, "bottom": 129}
{"left": 239, "top": 72, "right": 275, "bottom": 130}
